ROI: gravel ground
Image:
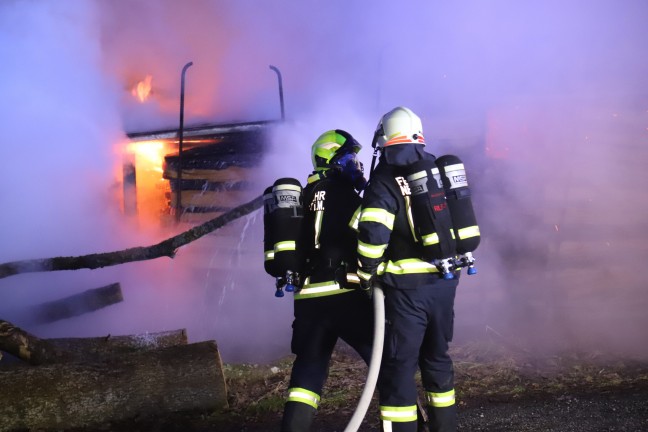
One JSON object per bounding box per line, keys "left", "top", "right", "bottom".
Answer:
{"left": 110, "top": 382, "right": 648, "bottom": 432}
{"left": 190, "top": 347, "right": 648, "bottom": 432}
{"left": 457, "top": 387, "right": 648, "bottom": 432}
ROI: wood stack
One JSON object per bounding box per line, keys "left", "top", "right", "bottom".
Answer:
{"left": 0, "top": 321, "right": 228, "bottom": 431}
{"left": 161, "top": 126, "right": 270, "bottom": 225}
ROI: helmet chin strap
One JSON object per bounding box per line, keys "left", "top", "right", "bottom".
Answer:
{"left": 369, "top": 131, "right": 381, "bottom": 176}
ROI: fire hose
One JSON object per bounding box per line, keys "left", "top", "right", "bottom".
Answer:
{"left": 344, "top": 284, "right": 385, "bottom": 432}
{"left": 342, "top": 136, "right": 386, "bottom": 432}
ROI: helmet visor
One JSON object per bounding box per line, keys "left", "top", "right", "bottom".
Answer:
{"left": 333, "top": 136, "right": 362, "bottom": 160}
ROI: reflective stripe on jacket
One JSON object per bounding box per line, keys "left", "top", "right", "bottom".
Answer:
{"left": 298, "top": 173, "right": 362, "bottom": 299}
{"left": 358, "top": 151, "right": 454, "bottom": 288}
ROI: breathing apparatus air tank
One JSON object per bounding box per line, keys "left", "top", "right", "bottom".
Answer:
{"left": 262, "top": 186, "right": 277, "bottom": 277}
{"left": 435, "top": 155, "right": 481, "bottom": 275}
{"left": 404, "top": 158, "right": 457, "bottom": 279}
{"left": 268, "top": 177, "right": 304, "bottom": 297}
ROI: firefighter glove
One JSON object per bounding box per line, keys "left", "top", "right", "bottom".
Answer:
{"left": 359, "top": 276, "right": 373, "bottom": 292}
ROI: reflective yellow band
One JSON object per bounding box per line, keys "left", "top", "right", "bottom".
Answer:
{"left": 287, "top": 387, "right": 320, "bottom": 409}
{"left": 357, "top": 268, "right": 373, "bottom": 281}
{"left": 444, "top": 163, "right": 464, "bottom": 172}
{"left": 408, "top": 170, "right": 427, "bottom": 182}
{"left": 294, "top": 280, "right": 354, "bottom": 299}
{"left": 274, "top": 240, "right": 296, "bottom": 252}
{"left": 359, "top": 208, "right": 395, "bottom": 230}
{"left": 422, "top": 229, "right": 455, "bottom": 246}
{"left": 358, "top": 240, "right": 388, "bottom": 259}
{"left": 421, "top": 232, "right": 439, "bottom": 246}
{"left": 299, "top": 281, "right": 338, "bottom": 293}
{"left": 346, "top": 273, "right": 360, "bottom": 284}
{"left": 349, "top": 206, "right": 361, "bottom": 231}
{"left": 314, "top": 211, "right": 323, "bottom": 249}
{"left": 458, "top": 225, "right": 480, "bottom": 239}
{"left": 380, "top": 405, "right": 418, "bottom": 422}
{"left": 426, "top": 389, "right": 455, "bottom": 407}
{"left": 264, "top": 250, "right": 274, "bottom": 261}
{"left": 274, "top": 184, "right": 301, "bottom": 192}
{"left": 307, "top": 172, "right": 323, "bottom": 184}
{"left": 405, "top": 195, "right": 417, "bottom": 242}
{"left": 295, "top": 288, "right": 354, "bottom": 299}
{"left": 377, "top": 259, "right": 440, "bottom": 275}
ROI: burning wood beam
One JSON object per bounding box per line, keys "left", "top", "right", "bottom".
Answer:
{"left": 0, "top": 194, "right": 263, "bottom": 280}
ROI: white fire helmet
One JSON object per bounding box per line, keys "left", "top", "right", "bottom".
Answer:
{"left": 373, "top": 106, "right": 425, "bottom": 148}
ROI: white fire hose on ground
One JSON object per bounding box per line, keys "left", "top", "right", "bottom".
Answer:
{"left": 344, "top": 285, "right": 385, "bottom": 432}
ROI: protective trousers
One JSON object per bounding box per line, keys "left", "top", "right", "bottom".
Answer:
{"left": 281, "top": 291, "right": 374, "bottom": 432}
{"left": 377, "top": 278, "right": 458, "bottom": 432}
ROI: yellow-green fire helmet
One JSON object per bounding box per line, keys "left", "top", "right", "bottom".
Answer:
{"left": 311, "top": 129, "right": 361, "bottom": 171}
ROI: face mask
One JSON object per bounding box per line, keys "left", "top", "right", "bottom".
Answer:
{"left": 332, "top": 152, "right": 366, "bottom": 191}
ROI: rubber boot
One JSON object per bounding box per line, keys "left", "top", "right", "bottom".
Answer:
{"left": 427, "top": 405, "right": 457, "bottom": 432}
{"left": 280, "top": 401, "right": 317, "bottom": 432}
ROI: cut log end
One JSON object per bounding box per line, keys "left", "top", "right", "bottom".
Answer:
{"left": 0, "top": 340, "right": 228, "bottom": 431}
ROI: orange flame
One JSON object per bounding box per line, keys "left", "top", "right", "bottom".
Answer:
{"left": 121, "top": 139, "right": 172, "bottom": 225}
{"left": 132, "top": 75, "right": 153, "bottom": 102}
{"left": 126, "top": 140, "right": 167, "bottom": 173}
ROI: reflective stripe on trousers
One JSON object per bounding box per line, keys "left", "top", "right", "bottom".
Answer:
{"left": 380, "top": 405, "right": 417, "bottom": 432}
{"left": 286, "top": 387, "right": 320, "bottom": 409}
{"left": 426, "top": 389, "right": 455, "bottom": 408}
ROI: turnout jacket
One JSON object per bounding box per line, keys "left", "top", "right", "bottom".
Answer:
{"left": 296, "top": 171, "right": 362, "bottom": 299}
{"left": 355, "top": 145, "right": 453, "bottom": 289}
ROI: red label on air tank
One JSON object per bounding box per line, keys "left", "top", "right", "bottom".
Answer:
{"left": 433, "top": 203, "right": 447, "bottom": 212}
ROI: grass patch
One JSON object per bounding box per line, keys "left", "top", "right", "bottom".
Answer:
{"left": 216, "top": 340, "right": 648, "bottom": 425}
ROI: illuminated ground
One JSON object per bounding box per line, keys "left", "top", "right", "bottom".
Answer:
{"left": 95, "top": 342, "right": 648, "bottom": 432}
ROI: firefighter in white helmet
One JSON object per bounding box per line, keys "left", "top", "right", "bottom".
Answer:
{"left": 280, "top": 129, "right": 373, "bottom": 431}
{"left": 354, "top": 107, "right": 460, "bottom": 432}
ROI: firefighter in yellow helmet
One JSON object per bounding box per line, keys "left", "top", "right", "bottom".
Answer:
{"left": 355, "top": 107, "right": 460, "bottom": 432}
{"left": 280, "top": 129, "right": 373, "bottom": 431}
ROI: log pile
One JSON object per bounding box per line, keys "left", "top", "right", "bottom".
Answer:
{"left": 0, "top": 321, "right": 228, "bottom": 432}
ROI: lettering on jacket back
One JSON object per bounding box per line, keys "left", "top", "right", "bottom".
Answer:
{"left": 395, "top": 176, "right": 411, "bottom": 196}
{"left": 310, "top": 190, "right": 326, "bottom": 211}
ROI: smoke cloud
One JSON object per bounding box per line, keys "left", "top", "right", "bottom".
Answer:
{"left": 1, "top": 0, "right": 647, "bottom": 362}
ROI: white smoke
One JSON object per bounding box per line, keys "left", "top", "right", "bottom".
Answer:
{"left": 1, "top": 0, "right": 647, "bottom": 362}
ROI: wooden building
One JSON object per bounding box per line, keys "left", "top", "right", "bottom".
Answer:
{"left": 123, "top": 120, "right": 278, "bottom": 227}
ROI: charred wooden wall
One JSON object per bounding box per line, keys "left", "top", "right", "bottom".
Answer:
{"left": 127, "top": 120, "right": 276, "bottom": 225}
